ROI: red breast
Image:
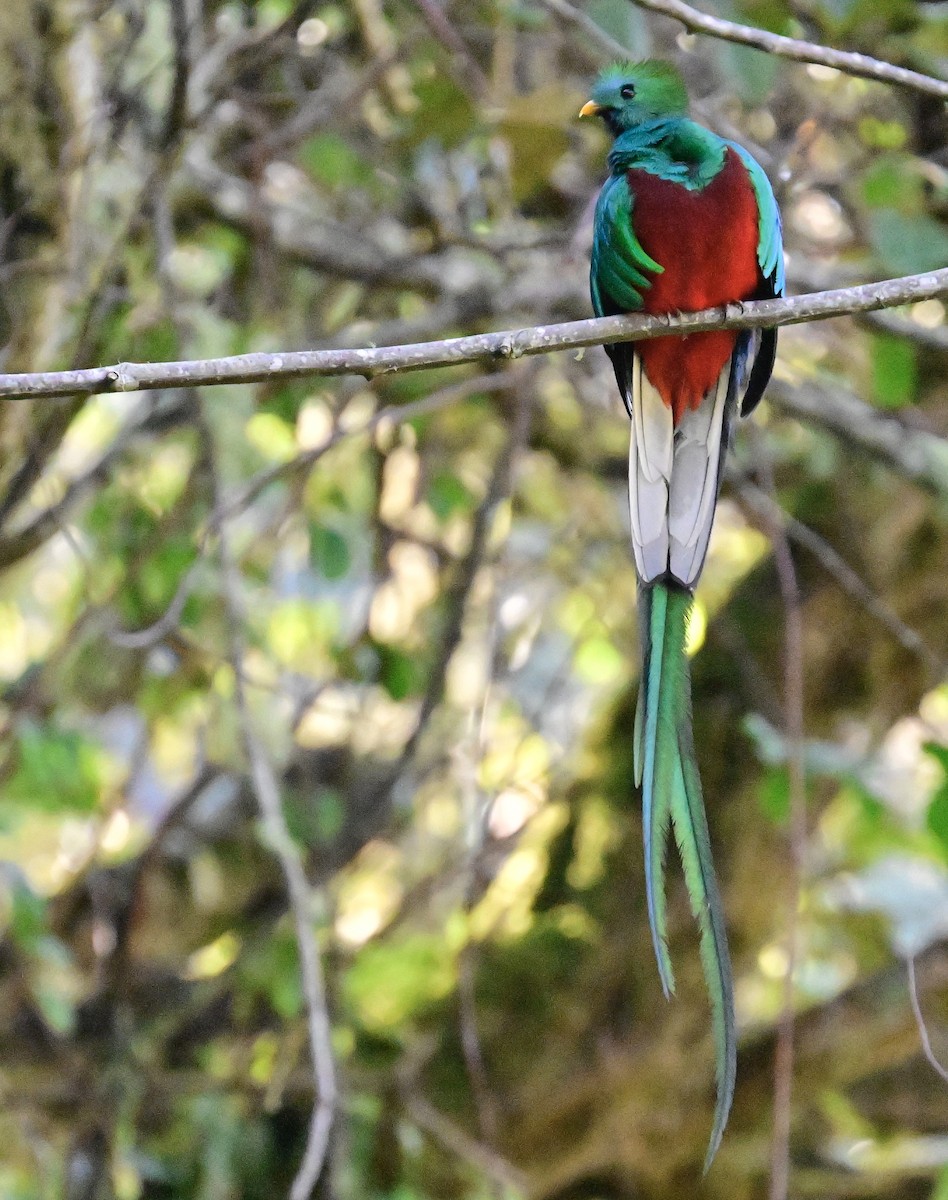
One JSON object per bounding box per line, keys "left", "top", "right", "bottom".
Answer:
{"left": 627, "top": 148, "right": 762, "bottom": 425}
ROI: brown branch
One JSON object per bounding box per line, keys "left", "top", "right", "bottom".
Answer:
{"left": 860, "top": 308, "right": 948, "bottom": 353}
{"left": 768, "top": 378, "right": 948, "bottom": 497}
{"left": 540, "top": 0, "right": 629, "bottom": 59}
{"left": 210, "top": 372, "right": 520, "bottom": 529}
{"left": 1, "top": 270, "right": 945, "bottom": 401}
{"left": 403, "top": 1094, "right": 527, "bottom": 1194}
{"left": 211, "top": 415, "right": 337, "bottom": 1200}
{"left": 750, "top": 433, "right": 807, "bottom": 1200}
{"left": 907, "top": 955, "right": 948, "bottom": 1087}
{"left": 736, "top": 477, "right": 947, "bottom": 679}
{"left": 410, "top": 0, "right": 490, "bottom": 95}
{"left": 161, "top": 0, "right": 191, "bottom": 149}
{"left": 629, "top": 0, "right": 948, "bottom": 99}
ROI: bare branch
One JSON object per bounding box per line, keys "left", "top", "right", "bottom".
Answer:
{"left": 736, "top": 478, "right": 947, "bottom": 679}
{"left": 212, "top": 418, "right": 337, "bottom": 1199}
{"left": 629, "top": 0, "right": 948, "bottom": 99}
{"left": 210, "top": 371, "right": 521, "bottom": 529}
{"left": 161, "top": 0, "right": 191, "bottom": 149}
{"left": 859, "top": 308, "right": 948, "bottom": 353}
{"left": 768, "top": 378, "right": 948, "bottom": 497}
{"left": 410, "top": 0, "right": 490, "bottom": 95}
{"left": 403, "top": 1094, "right": 527, "bottom": 1194}
{"left": 179, "top": 148, "right": 450, "bottom": 294}
{"left": 749, "top": 432, "right": 806, "bottom": 1200}
{"left": 540, "top": 0, "right": 629, "bottom": 59}
{"left": 907, "top": 955, "right": 948, "bottom": 1086}
{"left": 108, "top": 558, "right": 204, "bottom": 650}
{"left": 0, "top": 270, "right": 945, "bottom": 401}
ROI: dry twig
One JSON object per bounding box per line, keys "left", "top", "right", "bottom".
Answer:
{"left": 212, "top": 419, "right": 337, "bottom": 1200}
{"left": 750, "top": 435, "right": 807, "bottom": 1200}
{"left": 907, "top": 955, "right": 948, "bottom": 1087}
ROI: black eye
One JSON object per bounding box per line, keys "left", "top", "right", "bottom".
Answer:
{"left": 620, "top": 83, "right": 636, "bottom": 99}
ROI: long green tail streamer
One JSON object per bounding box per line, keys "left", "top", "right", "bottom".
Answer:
{"left": 636, "top": 581, "right": 736, "bottom": 1169}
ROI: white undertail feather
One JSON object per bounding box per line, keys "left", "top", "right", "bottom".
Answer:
{"left": 629, "top": 357, "right": 735, "bottom": 587}
{"left": 669, "top": 364, "right": 730, "bottom": 584}
{"left": 629, "top": 357, "right": 673, "bottom": 582}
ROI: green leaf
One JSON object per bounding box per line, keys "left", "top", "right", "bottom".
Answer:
{"left": 928, "top": 788, "right": 948, "bottom": 857}
{"left": 34, "top": 981, "right": 75, "bottom": 1035}
{"left": 867, "top": 209, "right": 948, "bottom": 276}
{"left": 314, "top": 789, "right": 345, "bottom": 841}
{"left": 871, "top": 332, "right": 917, "bottom": 408}
{"left": 406, "top": 75, "right": 477, "bottom": 148}
{"left": 426, "top": 470, "right": 474, "bottom": 520}
{"left": 140, "top": 537, "right": 196, "bottom": 610}
{"left": 861, "top": 157, "right": 922, "bottom": 209}
{"left": 344, "top": 934, "right": 455, "bottom": 1030}
{"left": 924, "top": 741, "right": 948, "bottom": 859}
{"left": 378, "top": 646, "right": 421, "bottom": 700}
{"left": 239, "top": 929, "right": 303, "bottom": 1019}
{"left": 9, "top": 883, "right": 47, "bottom": 951}
{"left": 5, "top": 723, "right": 104, "bottom": 815}
{"left": 574, "top": 637, "right": 624, "bottom": 684}
{"left": 300, "top": 132, "right": 374, "bottom": 191}
{"left": 758, "top": 767, "right": 790, "bottom": 825}
{"left": 311, "top": 524, "right": 350, "bottom": 579}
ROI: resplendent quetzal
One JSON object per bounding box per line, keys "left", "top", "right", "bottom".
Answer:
{"left": 580, "top": 61, "right": 784, "bottom": 1166}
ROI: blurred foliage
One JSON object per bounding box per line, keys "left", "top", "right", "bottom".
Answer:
{"left": 0, "top": 0, "right": 945, "bottom": 1198}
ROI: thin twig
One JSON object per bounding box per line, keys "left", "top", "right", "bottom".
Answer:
{"left": 402, "top": 422, "right": 520, "bottom": 766}
{"left": 403, "top": 1094, "right": 527, "bottom": 1194}
{"left": 108, "top": 558, "right": 204, "bottom": 649}
{"left": 736, "top": 478, "right": 947, "bottom": 680}
{"left": 0, "top": 270, "right": 945, "bottom": 400}
{"left": 860, "top": 308, "right": 948, "bottom": 353}
{"left": 411, "top": 0, "right": 490, "bottom": 95}
{"left": 161, "top": 0, "right": 191, "bottom": 148}
{"left": 768, "top": 377, "right": 948, "bottom": 497}
{"left": 211, "top": 417, "right": 337, "bottom": 1200}
{"left": 752, "top": 435, "right": 806, "bottom": 1200}
{"left": 629, "top": 0, "right": 948, "bottom": 98}
{"left": 540, "top": 0, "right": 629, "bottom": 58}
{"left": 452, "top": 401, "right": 533, "bottom": 1150}
{"left": 458, "top": 947, "right": 500, "bottom": 1145}
{"left": 907, "top": 955, "right": 948, "bottom": 1086}
{"left": 211, "top": 371, "right": 521, "bottom": 529}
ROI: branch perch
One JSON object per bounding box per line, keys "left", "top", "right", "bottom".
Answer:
{"left": 1, "top": 270, "right": 945, "bottom": 400}
{"left": 630, "top": 0, "right": 948, "bottom": 99}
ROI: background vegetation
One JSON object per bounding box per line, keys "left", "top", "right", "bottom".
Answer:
{"left": 0, "top": 0, "right": 946, "bottom": 1196}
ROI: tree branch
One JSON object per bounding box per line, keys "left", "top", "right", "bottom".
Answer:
{"left": 736, "top": 476, "right": 947, "bottom": 678}
{"left": 768, "top": 377, "right": 948, "bottom": 497}
{"left": 211, "top": 416, "right": 337, "bottom": 1200}
{"left": 629, "top": 0, "right": 948, "bottom": 99}
{"left": 541, "top": 0, "right": 629, "bottom": 60}
{"left": 0, "top": 270, "right": 945, "bottom": 400}
{"left": 749, "top": 432, "right": 806, "bottom": 1200}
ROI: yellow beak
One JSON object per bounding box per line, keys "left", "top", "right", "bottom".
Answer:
{"left": 579, "top": 100, "right": 603, "bottom": 118}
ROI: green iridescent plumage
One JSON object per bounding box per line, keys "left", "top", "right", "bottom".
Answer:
{"left": 634, "top": 584, "right": 735, "bottom": 1170}
{"left": 583, "top": 59, "right": 784, "bottom": 1169}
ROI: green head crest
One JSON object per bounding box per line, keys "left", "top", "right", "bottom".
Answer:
{"left": 580, "top": 61, "right": 688, "bottom": 133}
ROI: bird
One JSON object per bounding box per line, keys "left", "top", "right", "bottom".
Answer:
{"left": 580, "top": 60, "right": 784, "bottom": 1167}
